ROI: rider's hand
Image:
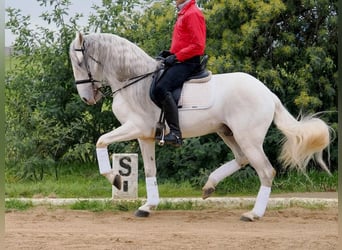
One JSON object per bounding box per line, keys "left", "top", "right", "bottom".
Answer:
{"left": 164, "top": 54, "right": 177, "bottom": 66}
{"left": 159, "top": 50, "right": 172, "bottom": 58}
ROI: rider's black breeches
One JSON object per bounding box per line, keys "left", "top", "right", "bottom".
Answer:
{"left": 153, "top": 57, "right": 200, "bottom": 106}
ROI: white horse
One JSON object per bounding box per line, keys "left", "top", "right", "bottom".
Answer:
{"left": 69, "top": 32, "right": 331, "bottom": 221}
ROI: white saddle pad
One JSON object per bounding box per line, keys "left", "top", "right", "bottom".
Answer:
{"left": 178, "top": 72, "right": 214, "bottom": 110}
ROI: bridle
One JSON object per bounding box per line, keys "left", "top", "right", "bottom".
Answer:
{"left": 73, "top": 40, "right": 160, "bottom": 98}
{"left": 74, "top": 41, "right": 102, "bottom": 86}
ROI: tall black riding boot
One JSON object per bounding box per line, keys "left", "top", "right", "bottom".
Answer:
{"left": 161, "top": 93, "right": 182, "bottom": 146}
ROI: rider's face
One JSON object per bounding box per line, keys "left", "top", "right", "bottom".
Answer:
{"left": 175, "top": 0, "right": 187, "bottom": 7}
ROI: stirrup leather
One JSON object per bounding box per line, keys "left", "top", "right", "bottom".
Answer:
{"left": 155, "top": 110, "right": 166, "bottom": 146}
{"left": 155, "top": 110, "right": 182, "bottom": 146}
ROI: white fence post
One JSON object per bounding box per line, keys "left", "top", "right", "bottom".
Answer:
{"left": 112, "top": 153, "right": 138, "bottom": 199}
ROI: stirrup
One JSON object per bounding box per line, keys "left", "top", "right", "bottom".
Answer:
{"left": 163, "top": 132, "right": 182, "bottom": 146}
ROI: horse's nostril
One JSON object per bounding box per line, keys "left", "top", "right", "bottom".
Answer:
{"left": 82, "top": 97, "right": 95, "bottom": 105}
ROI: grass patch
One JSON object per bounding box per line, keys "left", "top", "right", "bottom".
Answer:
{"left": 5, "top": 199, "right": 33, "bottom": 211}
{"left": 152, "top": 181, "right": 202, "bottom": 197}
{"left": 5, "top": 175, "right": 202, "bottom": 199}
{"left": 5, "top": 172, "right": 112, "bottom": 198}
{"left": 214, "top": 168, "right": 338, "bottom": 196}
{"left": 5, "top": 167, "right": 337, "bottom": 199}
{"left": 272, "top": 170, "right": 338, "bottom": 193}
{"left": 5, "top": 179, "right": 111, "bottom": 198}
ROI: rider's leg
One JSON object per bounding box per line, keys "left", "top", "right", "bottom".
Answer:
{"left": 161, "top": 92, "right": 182, "bottom": 146}
{"left": 152, "top": 62, "right": 199, "bottom": 146}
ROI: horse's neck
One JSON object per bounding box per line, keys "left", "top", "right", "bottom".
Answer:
{"left": 113, "top": 75, "right": 158, "bottom": 119}
{"left": 99, "top": 36, "right": 157, "bottom": 82}
{"left": 94, "top": 36, "right": 157, "bottom": 112}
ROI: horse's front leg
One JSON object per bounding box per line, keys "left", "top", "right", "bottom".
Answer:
{"left": 96, "top": 121, "right": 142, "bottom": 189}
{"left": 134, "top": 138, "right": 159, "bottom": 217}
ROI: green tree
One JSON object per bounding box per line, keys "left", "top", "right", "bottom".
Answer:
{"left": 5, "top": 0, "right": 117, "bottom": 180}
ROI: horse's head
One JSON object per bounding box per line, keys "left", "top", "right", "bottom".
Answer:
{"left": 69, "top": 32, "right": 103, "bottom": 105}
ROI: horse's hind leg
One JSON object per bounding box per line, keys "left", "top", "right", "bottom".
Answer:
{"left": 202, "top": 132, "right": 249, "bottom": 199}
{"left": 237, "top": 140, "right": 276, "bottom": 222}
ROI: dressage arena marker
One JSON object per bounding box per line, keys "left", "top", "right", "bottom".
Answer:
{"left": 112, "top": 153, "right": 138, "bottom": 199}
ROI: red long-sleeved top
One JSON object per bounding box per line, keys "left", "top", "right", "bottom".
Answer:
{"left": 170, "top": 0, "right": 206, "bottom": 62}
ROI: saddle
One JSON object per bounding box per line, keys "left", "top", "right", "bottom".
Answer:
{"left": 150, "top": 55, "right": 210, "bottom": 145}
{"left": 150, "top": 54, "right": 210, "bottom": 108}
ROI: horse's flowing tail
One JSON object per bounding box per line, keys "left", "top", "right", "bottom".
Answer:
{"left": 272, "top": 94, "right": 332, "bottom": 174}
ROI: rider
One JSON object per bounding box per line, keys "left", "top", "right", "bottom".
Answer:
{"left": 153, "top": 0, "right": 206, "bottom": 146}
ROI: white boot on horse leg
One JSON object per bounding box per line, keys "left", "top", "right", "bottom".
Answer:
{"left": 240, "top": 166, "right": 275, "bottom": 221}
{"left": 238, "top": 144, "right": 276, "bottom": 222}
{"left": 202, "top": 160, "right": 241, "bottom": 199}
{"left": 240, "top": 185, "right": 271, "bottom": 222}
{"left": 135, "top": 177, "right": 160, "bottom": 217}
{"left": 96, "top": 148, "right": 122, "bottom": 189}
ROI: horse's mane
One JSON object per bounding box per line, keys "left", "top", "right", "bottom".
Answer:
{"left": 84, "top": 33, "right": 157, "bottom": 80}
{"left": 71, "top": 33, "right": 159, "bottom": 114}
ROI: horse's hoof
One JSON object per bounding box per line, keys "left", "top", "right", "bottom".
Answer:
{"left": 113, "top": 174, "right": 122, "bottom": 190}
{"left": 134, "top": 209, "right": 150, "bottom": 217}
{"left": 202, "top": 187, "right": 215, "bottom": 199}
{"left": 240, "top": 212, "right": 259, "bottom": 222}
{"left": 240, "top": 215, "right": 254, "bottom": 222}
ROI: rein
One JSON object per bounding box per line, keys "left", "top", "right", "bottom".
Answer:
{"left": 110, "top": 71, "right": 157, "bottom": 96}
{"left": 74, "top": 41, "right": 161, "bottom": 98}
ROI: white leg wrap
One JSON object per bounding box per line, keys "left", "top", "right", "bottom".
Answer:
{"left": 96, "top": 148, "right": 111, "bottom": 174}
{"left": 146, "top": 177, "right": 159, "bottom": 206}
{"left": 209, "top": 160, "right": 240, "bottom": 185}
{"left": 252, "top": 186, "right": 271, "bottom": 217}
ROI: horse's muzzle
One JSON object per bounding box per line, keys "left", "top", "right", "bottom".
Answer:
{"left": 78, "top": 86, "right": 103, "bottom": 105}
{"left": 82, "top": 97, "right": 96, "bottom": 105}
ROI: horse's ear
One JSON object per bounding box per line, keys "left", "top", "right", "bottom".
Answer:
{"left": 75, "top": 31, "right": 84, "bottom": 47}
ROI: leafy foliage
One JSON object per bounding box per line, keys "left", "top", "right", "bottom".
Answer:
{"left": 5, "top": 0, "right": 118, "bottom": 180}
{"left": 5, "top": 0, "right": 337, "bottom": 183}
